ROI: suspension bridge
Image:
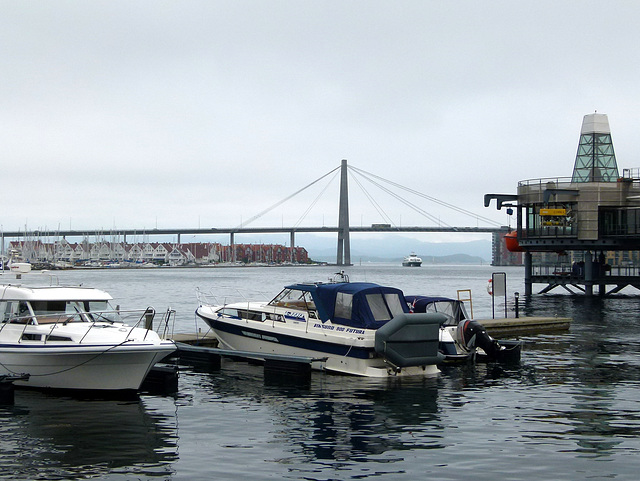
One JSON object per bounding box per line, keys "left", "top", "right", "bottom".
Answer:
{"left": 2, "top": 160, "right": 507, "bottom": 265}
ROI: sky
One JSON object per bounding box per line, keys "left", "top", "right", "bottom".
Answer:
{"left": 2, "top": 0, "right": 640, "bottom": 247}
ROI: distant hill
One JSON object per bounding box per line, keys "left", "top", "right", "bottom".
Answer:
{"left": 190, "top": 232, "right": 493, "bottom": 264}
{"left": 296, "top": 234, "right": 492, "bottom": 264}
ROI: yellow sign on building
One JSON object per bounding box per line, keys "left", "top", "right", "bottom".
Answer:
{"left": 539, "top": 208, "right": 567, "bottom": 216}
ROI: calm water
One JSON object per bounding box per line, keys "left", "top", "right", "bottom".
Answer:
{"left": 1, "top": 264, "right": 640, "bottom": 480}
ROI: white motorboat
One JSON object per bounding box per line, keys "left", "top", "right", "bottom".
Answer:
{"left": 0, "top": 277, "right": 176, "bottom": 392}
{"left": 402, "top": 253, "right": 422, "bottom": 267}
{"left": 406, "top": 295, "right": 521, "bottom": 363}
{"left": 196, "top": 273, "right": 444, "bottom": 378}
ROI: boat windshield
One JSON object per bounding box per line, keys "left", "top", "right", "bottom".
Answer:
{"left": 419, "top": 300, "right": 468, "bottom": 326}
{"left": 268, "top": 288, "right": 316, "bottom": 311}
{"left": 0, "top": 301, "right": 31, "bottom": 324}
{"left": 30, "top": 300, "right": 117, "bottom": 324}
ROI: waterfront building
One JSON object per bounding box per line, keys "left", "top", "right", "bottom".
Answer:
{"left": 6, "top": 240, "right": 309, "bottom": 267}
{"left": 486, "top": 113, "right": 640, "bottom": 295}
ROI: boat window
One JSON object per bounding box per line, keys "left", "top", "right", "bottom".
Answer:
{"left": 384, "top": 293, "right": 405, "bottom": 317}
{"left": 83, "top": 301, "right": 117, "bottom": 322}
{"left": 220, "top": 308, "right": 240, "bottom": 318}
{"left": 30, "top": 300, "right": 75, "bottom": 323}
{"left": 31, "top": 301, "right": 66, "bottom": 315}
{"left": 269, "top": 288, "right": 314, "bottom": 310}
{"left": 238, "top": 309, "right": 263, "bottom": 321}
{"left": 334, "top": 292, "right": 353, "bottom": 319}
{"left": 28, "top": 300, "right": 117, "bottom": 323}
{"left": 269, "top": 288, "right": 294, "bottom": 306}
{"left": 46, "top": 335, "right": 73, "bottom": 342}
{"left": 0, "top": 301, "right": 31, "bottom": 323}
{"left": 366, "top": 294, "right": 393, "bottom": 322}
{"left": 426, "top": 301, "right": 466, "bottom": 325}
{"left": 265, "top": 312, "right": 283, "bottom": 322}
{"left": 21, "top": 333, "right": 42, "bottom": 341}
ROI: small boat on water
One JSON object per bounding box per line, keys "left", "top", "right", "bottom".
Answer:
{"left": 402, "top": 253, "right": 422, "bottom": 267}
{"left": 0, "top": 270, "right": 176, "bottom": 392}
{"left": 406, "top": 295, "right": 521, "bottom": 363}
{"left": 196, "top": 273, "right": 444, "bottom": 377}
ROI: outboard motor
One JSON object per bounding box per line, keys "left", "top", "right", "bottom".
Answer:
{"left": 456, "top": 319, "right": 502, "bottom": 359}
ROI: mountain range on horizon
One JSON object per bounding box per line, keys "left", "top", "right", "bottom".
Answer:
{"left": 295, "top": 234, "right": 492, "bottom": 263}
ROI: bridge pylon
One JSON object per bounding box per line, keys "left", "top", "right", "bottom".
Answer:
{"left": 336, "top": 159, "right": 351, "bottom": 265}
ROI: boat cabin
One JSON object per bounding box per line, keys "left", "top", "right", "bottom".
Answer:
{"left": 269, "top": 282, "right": 410, "bottom": 329}
{"left": 0, "top": 285, "right": 116, "bottom": 325}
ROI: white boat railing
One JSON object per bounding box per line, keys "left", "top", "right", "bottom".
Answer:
{"left": 156, "top": 307, "right": 176, "bottom": 340}
{"left": 0, "top": 307, "right": 175, "bottom": 344}
{"left": 196, "top": 286, "right": 270, "bottom": 307}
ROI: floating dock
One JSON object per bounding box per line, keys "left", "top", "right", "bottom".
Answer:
{"left": 169, "top": 315, "right": 571, "bottom": 348}
{"left": 159, "top": 315, "right": 570, "bottom": 386}
{"left": 171, "top": 331, "right": 218, "bottom": 346}
{"left": 173, "top": 341, "right": 323, "bottom": 385}
{"left": 477, "top": 316, "right": 571, "bottom": 338}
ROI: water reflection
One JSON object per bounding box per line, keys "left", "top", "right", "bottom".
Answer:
{"left": 186, "top": 362, "right": 444, "bottom": 465}
{"left": 7, "top": 266, "right": 639, "bottom": 480}
{"left": 0, "top": 391, "right": 178, "bottom": 480}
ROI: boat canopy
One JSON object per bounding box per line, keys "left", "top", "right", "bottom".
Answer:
{"left": 283, "top": 282, "right": 410, "bottom": 329}
{"left": 405, "top": 295, "right": 468, "bottom": 326}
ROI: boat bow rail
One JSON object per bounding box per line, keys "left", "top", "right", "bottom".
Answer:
{"left": 196, "top": 286, "right": 271, "bottom": 308}
{"left": 0, "top": 306, "right": 176, "bottom": 344}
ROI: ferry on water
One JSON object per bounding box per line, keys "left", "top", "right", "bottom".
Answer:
{"left": 402, "top": 253, "right": 422, "bottom": 267}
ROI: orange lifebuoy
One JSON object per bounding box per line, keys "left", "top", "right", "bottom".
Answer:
{"left": 487, "top": 279, "right": 493, "bottom": 296}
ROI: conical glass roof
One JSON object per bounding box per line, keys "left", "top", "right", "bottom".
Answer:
{"left": 571, "top": 113, "right": 619, "bottom": 182}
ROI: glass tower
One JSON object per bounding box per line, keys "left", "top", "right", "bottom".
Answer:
{"left": 571, "top": 113, "right": 619, "bottom": 182}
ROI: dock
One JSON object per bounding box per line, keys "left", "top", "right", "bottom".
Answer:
{"left": 169, "top": 315, "right": 572, "bottom": 347}
{"left": 475, "top": 316, "right": 571, "bottom": 337}
{"left": 172, "top": 341, "right": 323, "bottom": 385}
{"left": 170, "top": 331, "right": 218, "bottom": 346}
{"left": 156, "top": 315, "right": 570, "bottom": 388}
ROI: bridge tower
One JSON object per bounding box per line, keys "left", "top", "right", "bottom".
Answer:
{"left": 336, "top": 159, "right": 351, "bottom": 265}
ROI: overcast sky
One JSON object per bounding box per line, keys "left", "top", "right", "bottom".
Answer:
{"left": 2, "top": 1, "right": 639, "bottom": 244}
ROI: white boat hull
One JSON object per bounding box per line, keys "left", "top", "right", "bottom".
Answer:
{"left": 215, "top": 328, "right": 438, "bottom": 378}
{"left": 402, "top": 261, "right": 422, "bottom": 267}
{"left": 197, "top": 305, "right": 440, "bottom": 378}
{"left": 0, "top": 342, "right": 175, "bottom": 390}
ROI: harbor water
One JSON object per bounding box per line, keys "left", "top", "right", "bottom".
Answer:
{"left": 1, "top": 264, "right": 640, "bottom": 480}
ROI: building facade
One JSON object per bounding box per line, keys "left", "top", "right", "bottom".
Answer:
{"left": 6, "top": 240, "right": 310, "bottom": 267}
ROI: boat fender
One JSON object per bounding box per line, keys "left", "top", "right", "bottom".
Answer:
{"left": 374, "top": 313, "right": 445, "bottom": 368}
{"left": 456, "top": 319, "right": 501, "bottom": 358}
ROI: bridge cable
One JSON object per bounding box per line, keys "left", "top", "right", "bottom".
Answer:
{"left": 294, "top": 170, "right": 340, "bottom": 227}
{"left": 350, "top": 168, "right": 453, "bottom": 227}
{"left": 348, "top": 165, "right": 502, "bottom": 227}
{"left": 348, "top": 171, "right": 396, "bottom": 226}
{"left": 237, "top": 165, "right": 341, "bottom": 228}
